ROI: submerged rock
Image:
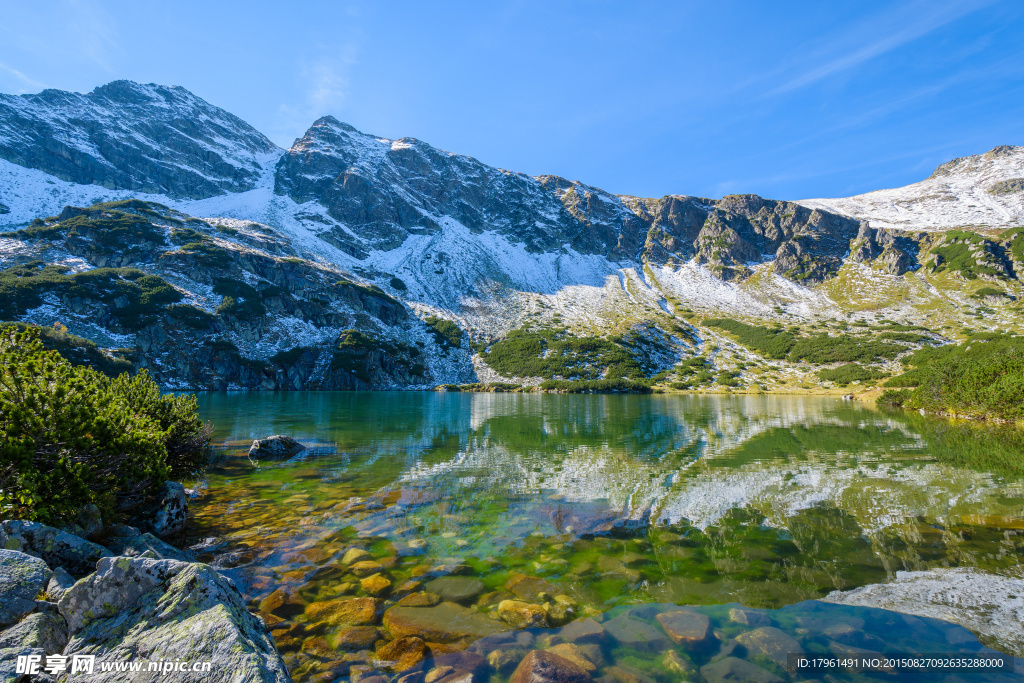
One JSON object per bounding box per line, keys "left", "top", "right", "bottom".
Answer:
{"left": 383, "top": 602, "right": 510, "bottom": 643}
{"left": 59, "top": 556, "right": 289, "bottom": 681}
{"left": 0, "top": 549, "right": 51, "bottom": 627}
{"left": 734, "top": 626, "right": 804, "bottom": 671}
{"left": 655, "top": 609, "right": 713, "bottom": 649}
{"left": 700, "top": 656, "right": 783, "bottom": 683}
{"left": 498, "top": 600, "right": 549, "bottom": 629}
{"left": 249, "top": 435, "right": 306, "bottom": 461}
{"left": 509, "top": 649, "right": 593, "bottom": 683}
{"left": 424, "top": 576, "right": 486, "bottom": 604}
{"left": 0, "top": 520, "right": 110, "bottom": 577}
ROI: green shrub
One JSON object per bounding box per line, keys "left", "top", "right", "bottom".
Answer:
{"left": 0, "top": 328, "right": 208, "bottom": 525}
{"left": 425, "top": 316, "right": 463, "bottom": 349}
{"left": 815, "top": 364, "right": 888, "bottom": 386}
{"left": 880, "top": 334, "right": 1024, "bottom": 420}
{"left": 271, "top": 346, "right": 316, "bottom": 365}
{"left": 788, "top": 335, "right": 903, "bottom": 364}
{"left": 389, "top": 276, "right": 408, "bottom": 291}
{"left": 703, "top": 319, "right": 794, "bottom": 359}
{"left": 213, "top": 278, "right": 265, "bottom": 318}
{"left": 538, "top": 378, "right": 652, "bottom": 393}
{"left": 166, "top": 304, "right": 215, "bottom": 329}
{"left": 482, "top": 327, "right": 646, "bottom": 380}
{"left": 2, "top": 322, "right": 133, "bottom": 377}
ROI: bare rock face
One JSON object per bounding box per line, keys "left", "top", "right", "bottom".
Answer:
{"left": 59, "top": 556, "right": 290, "bottom": 682}
{"left": 0, "top": 80, "right": 279, "bottom": 199}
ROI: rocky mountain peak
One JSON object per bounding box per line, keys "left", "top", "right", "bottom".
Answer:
{"left": 800, "top": 144, "right": 1024, "bottom": 230}
{"left": 0, "top": 80, "right": 279, "bottom": 200}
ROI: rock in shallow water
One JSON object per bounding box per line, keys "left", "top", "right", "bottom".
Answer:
{"left": 655, "top": 609, "right": 713, "bottom": 649}
{"left": 383, "top": 602, "right": 510, "bottom": 643}
{"left": 249, "top": 434, "right": 306, "bottom": 461}
{"left": 734, "top": 626, "right": 804, "bottom": 671}
{"left": 509, "top": 649, "right": 593, "bottom": 683}
{"left": 58, "top": 556, "right": 289, "bottom": 682}
{"left": 700, "top": 656, "right": 783, "bottom": 683}
{"left": 0, "top": 549, "right": 51, "bottom": 627}
{"left": 823, "top": 567, "right": 1024, "bottom": 657}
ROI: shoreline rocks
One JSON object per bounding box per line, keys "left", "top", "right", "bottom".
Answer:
{"left": 0, "top": 519, "right": 291, "bottom": 682}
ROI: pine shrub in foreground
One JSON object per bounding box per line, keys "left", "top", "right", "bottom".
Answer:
{"left": 0, "top": 327, "right": 210, "bottom": 525}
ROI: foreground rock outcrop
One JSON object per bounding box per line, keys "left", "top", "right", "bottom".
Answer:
{"left": 61, "top": 556, "right": 289, "bottom": 681}
{"left": 0, "top": 520, "right": 290, "bottom": 683}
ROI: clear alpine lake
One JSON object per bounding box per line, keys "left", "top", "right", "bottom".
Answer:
{"left": 184, "top": 392, "right": 1024, "bottom": 682}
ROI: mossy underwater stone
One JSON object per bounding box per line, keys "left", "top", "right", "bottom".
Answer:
{"left": 361, "top": 574, "right": 392, "bottom": 597}
{"left": 305, "top": 597, "right": 381, "bottom": 626}
{"left": 374, "top": 635, "right": 427, "bottom": 672}
{"left": 498, "top": 600, "right": 549, "bottom": 629}
{"left": 509, "top": 649, "right": 593, "bottom": 683}
{"left": 734, "top": 626, "right": 804, "bottom": 671}
{"left": 700, "top": 656, "right": 783, "bottom": 683}
{"left": 424, "top": 576, "right": 485, "bottom": 604}
{"left": 383, "top": 602, "right": 510, "bottom": 643}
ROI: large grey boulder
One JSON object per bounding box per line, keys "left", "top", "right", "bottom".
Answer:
{"left": 106, "top": 531, "right": 192, "bottom": 562}
{"left": 59, "top": 556, "right": 290, "bottom": 681}
{"left": 248, "top": 435, "right": 305, "bottom": 461}
{"left": 0, "top": 549, "right": 51, "bottom": 627}
{"left": 44, "top": 568, "right": 76, "bottom": 604}
{"left": 0, "top": 646, "right": 49, "bottom": 683}
{"left": 0, "top": 521, "right": 111, "bottom": 577}
{"left": 0, "top": 612, "right": 68, "bottom": 655}
{"left": 150, "top": 481, "right": 189, "bottom": 538}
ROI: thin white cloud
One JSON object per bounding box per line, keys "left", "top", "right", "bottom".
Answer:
{"left": 274, "top": 47, "right": 360, "bottom": 147}
{"left": 0, "top": 62, "right": 46, "bottom": 93}
{"left": 767, "top": 0, "right": 995, "bottom": 96}
{"left": 64, "top": 0, "right": 119, "bottom": 72}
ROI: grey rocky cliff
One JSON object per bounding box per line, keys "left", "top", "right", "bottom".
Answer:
{"left": 0, "top": 81, "right": 279, "bottom": 199}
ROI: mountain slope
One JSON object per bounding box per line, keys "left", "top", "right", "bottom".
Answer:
{"left": 0, "top": 81, "right": 280, "bottom": 200}
{"left": 0, "top": 81, "right": 1022, "bottom": 392}
{"left": 799, "top": 145, "right": 1024, "bottom": 231}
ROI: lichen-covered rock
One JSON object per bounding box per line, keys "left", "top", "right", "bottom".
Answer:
{"left": 0, "top": 549, "right": 51, "bottom": 627}
{"left": 59, "top": 556, "right": 289, "bottom": 681}
{"left": 150, "top": 481, "right": 188, "bottom": 537}
{"left": 44, "top": 567, "right": 76, "bottom": 604}
{"left": 248, "top": 435, "right": 306, "bottom": 461}
{"left": 105, "top": 531, "right": 192, "bottom": 561}
{"left": 0, "top": 520, "right": 110, "bottom": 577}
{"left": 0, "top": 612, "right": 68, "bottom": 654}
{"left": 0, "top": 645, "right": 49, "bottom": 683}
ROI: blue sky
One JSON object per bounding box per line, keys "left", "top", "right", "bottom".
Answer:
{"left": 0, "top": 0, "right": 1021, "bottom": 200}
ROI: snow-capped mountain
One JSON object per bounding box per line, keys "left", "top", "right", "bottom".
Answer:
{"left": 0, "top": 80, "right": 279, "bottom": 200}
{"left": 0, "top": 80, "right": 1021, "bottom": 391}
{"left": 799, "top": 145, "right": 1024, "bottom": 231}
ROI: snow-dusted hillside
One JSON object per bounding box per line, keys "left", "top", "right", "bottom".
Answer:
{"left": 800, "top": 145, "right": 1024, "bottom": 231}
{"left": 1, "top": 80, "right": 1022, "bottom": 391}
{"left": 0, "top": 81, "right": 280, "bottom": 200}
